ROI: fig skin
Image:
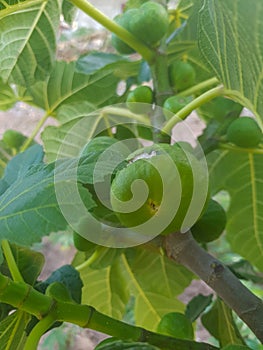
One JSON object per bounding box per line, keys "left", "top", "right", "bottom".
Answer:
{"left": 191, "top": 199, "right": 227, "bottom": 243}
{"left": 226, "top": 117, "right": 262, "bottom": 148}
{"left": 110, "top": 143, "right": 209, "bottom": 236}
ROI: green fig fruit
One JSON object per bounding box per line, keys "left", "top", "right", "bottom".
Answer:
{"left": 169, "top": 61, "right": 196, "bottom": 92}
{"left": 110, "top": 143, "right": 209, "bottom": 236}
{"left": 191, "top": 199, "right": 227, "bottom": 243}
{"left": 226, "top": 117, "right": 262, "bottom": 148}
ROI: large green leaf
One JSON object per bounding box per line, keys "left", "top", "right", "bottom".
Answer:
{"left": 79, "top": 257, "right": 130, "bottom": 320}
{"left": 208, "top": 150, "right": 263, "bottom": 270}
{"left": 201, "top": 298, "right": 244, "bottom": 347}
{"left": 42, "top": 102, "right": 98, "bottom": 162}
{"left": 0, "top": 0, "right": 60, "bottom": 86}
{"left": 42, "top": 102, "right": 150, "bottom": 162}
{"left": 123, "top": 248, "right": 193, "bottom": 330}
{"left": 76, "top": 52, "right": 141, "bottom": 79}
{"left": 0, "top": 147, "right": 96, "bottom": 259}
{"left": 198, "top": 0, "right": 263, "bottom": 126}
{"left": 26, "top": 60, "right": 119, "bottom": 113}
{"left": 0, "top": 310, "right": 30, "bottom": 350}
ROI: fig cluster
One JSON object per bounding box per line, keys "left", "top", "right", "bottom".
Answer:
{"left": 112, "top": 1, "right": 169, "bottom": 53}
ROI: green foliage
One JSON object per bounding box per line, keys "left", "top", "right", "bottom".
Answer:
{"left": 2, "top": 129, "right": 27, "bottom": 150}
{"left": 95, "top": 338, "right": 160, "bottom": 349}
{"left": 0, "top": 79, "right": 17, "bottom": 111}
{"left": 208, "top": 150, "right": 263, "bottom": 271}
{"left": 0, "top": 311, "right": 30, "bottom": 350}
{"left": 197, "top": 96, "right": 243, "bottom": 122}
{"left": 201, "top": 299, "right": 244, "bottom": 347}
{"left": 0, "top": 0, "right": 60, "bottom": 86}
{"left": 0, "top": 0, "right": 263, "bottom": 348}
{"left": 157, "top": 312, "right": 194, "bottom": 340}
{"left": 73, "top": 232, "right": 97, "bottom": 252}
{"left": 198, "top": 0, "right": 263, "bottom": 124}
{"left": 185, "top": 294, "right": 213, "bottom": 322}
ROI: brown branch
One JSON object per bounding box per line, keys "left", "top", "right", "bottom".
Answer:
{"left": 163, "top": 231, "right": 263, "bottom": 343}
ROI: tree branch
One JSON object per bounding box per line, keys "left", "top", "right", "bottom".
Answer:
{"left": 164, "top": 231, "right": 263, "bottom": 343}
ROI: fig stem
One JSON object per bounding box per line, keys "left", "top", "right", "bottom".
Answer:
{"left": 0, "top": 271, "right": 218, "bottom": 350}
{"left": 1, "top": 239, "right": 24, "bottom": 282}
{"left": 219, "top": 143, "right": 263, "bottom": 154}
{"left": 164, "top": 231, "right": 263, "bottom": 342}
{"left": 176, "top": 77, "right": 219, "bottom": 97}
{"left": 20, "top": 112, "right": 50, "bottom": 152}
{"left": 161, "top": 85, "right": 225, "bottom": 134}
{"left": 70, "top": 0, "right": 155, "bottom": 63}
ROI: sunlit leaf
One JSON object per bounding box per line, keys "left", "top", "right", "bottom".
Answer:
{"left": 208, "top": 150, "right": 263, "bottom": 271}
{"left": 0, "top": 0, "right": 60, "bottom": 86}
{"left": 199, "top": 0, "right": 263, "bottom": 126}
{"left": 0, "top": 310, "right": 30, "bottom": 350}
{"left": 123, "top": 248, "right": 193, "bottom": 330}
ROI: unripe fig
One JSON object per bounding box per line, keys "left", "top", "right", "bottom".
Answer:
{"left": 169, "top": 61, "right": 196, "bottom": 92}
{"left": 129, "top": 2, "right": 169, "bottom": 46}
{"left": 126, "top": 85, "right": 154, "bottom": 114}
{"left": 110, "top": 143, "right": 208, "bottom": 236}
{"left": 191, "top": 199, "right": 227, "bottom": 243}
{"left": 226, "top": 117, "right": 262, "bottom": 148}
{"left": 111, "top": 12, "right": 136, "bottom": 55}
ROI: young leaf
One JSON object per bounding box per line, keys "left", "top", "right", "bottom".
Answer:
{"left": 78, "top": 257, "right": 130, "bottom": 320}
{"left": 201, "top": 298, "right": 245, "bottom": 347}
{"left": 62, "top": 0, "right": 77, "bottom": 25}
{"left": 2, "top": 144, "right": 44, "bottom": 187}
{"left": 199, "top": 0, "right": 263, "bottom": 125}
{"left": 76, "top": 52, "right": 141, "bottom": 80}
{"left": 123, "top": 248, "right": 193, "bottom": 330}
{"left": 208, "top": 150, "right": 263, "bottom": 271}
{"left": 36, "top": 265, "right": 83, "bottom": 304}
{"left": 0, "top": 243, "right": 44, "bottom": 285}
{"left": 0, "top": 79, "right": 17, "bottom": 111}
{"left": 185, "top": 294, "right": 213, "bottom": 322}
{"left": 0, "top": 310, "right": 30, "bottom": 350}
{"left": 228, "top": 259, "right": 263, "bottom": 284}
{"left": 0, "top": 0, "right": 60, "bottom": 86}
